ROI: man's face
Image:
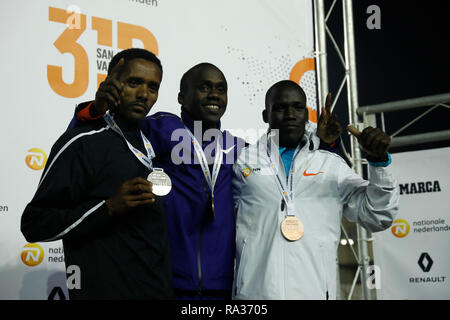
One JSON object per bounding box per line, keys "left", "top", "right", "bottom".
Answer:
{"left": 264, "top": 86, "right": 308, "bottom": 148}
{"left": 179, "top": 65, "right": 228, "bottom": 124}
{"left": 117, "top": 58, "right": 162, "bottom": 124}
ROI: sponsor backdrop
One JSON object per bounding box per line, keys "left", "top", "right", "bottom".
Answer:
{"left": 0, "top": 0, "right": 317, "bottom": 299}
{"left": 373, "top": 147, "right": 450, "bottom": 299}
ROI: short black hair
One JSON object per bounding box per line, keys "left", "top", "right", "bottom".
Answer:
{"left": 108, "top": 48, "right": 162, "bottom": 77}
{"left": 179, "top": 63, "right": 223, "bottom": 92}
{"left": 265, "top": 80, "right": 307, "bottom": 108}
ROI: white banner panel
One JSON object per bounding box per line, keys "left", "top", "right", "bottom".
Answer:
{"left": 0, "top": 0, "right": 316, "bottom": 299}
{"left": 373, "top": 147, "right": 450, "bottom": 299}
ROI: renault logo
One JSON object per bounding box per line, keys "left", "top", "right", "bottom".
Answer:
{"left": 418, "top": 252, "right": 433, "bottom": 272}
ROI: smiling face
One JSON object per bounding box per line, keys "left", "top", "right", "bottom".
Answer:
{"left": 178, "top": 64, "right": 227, "bottom": 125}
{"left": 263, "top": 81, "right": 308, "bottom": 148}
{"left": 116, "top": 58, "right": 162, "bottom": 127}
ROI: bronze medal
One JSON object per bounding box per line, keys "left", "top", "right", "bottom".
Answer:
{"left": 281, "top": 215, "right": 304, "bottom": 241}
{"left": 147, "top": 168, "right": 172, "bottom": 196}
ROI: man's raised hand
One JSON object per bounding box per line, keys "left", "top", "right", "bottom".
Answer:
{"left": 347, "top": 125, "right": 391, "bottom": 161}
{"left": 92, "top": 58, "right": 125, "bottom": 117}
{"left": 317, "top": 93, "right": 342, "bottom": 144}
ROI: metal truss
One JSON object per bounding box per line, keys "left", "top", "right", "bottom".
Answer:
{"left": 314, "top": 0, "right": 450, "bottom": 300}
{"left": 314, "top": 0, "right": 372, "bottom": 300}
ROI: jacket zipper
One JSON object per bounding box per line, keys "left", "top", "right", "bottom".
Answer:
{"left": 197, "top": 226, "right": 203, "bottom": 297}
{"left": 197, "top": 179, "right": 209, "bottom": 297}
{"left": 320, "top": 243, "right": 329, "bottom": 299}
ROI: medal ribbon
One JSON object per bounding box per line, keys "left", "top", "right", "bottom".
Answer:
{"left": 184, "top": 127, "right": 223, "bottom": 195}
{"left": 103, "top": 111, "right": 155, "bottom": 171}
{"left": 265, "top": 133, "right": 303, "bottom": 217}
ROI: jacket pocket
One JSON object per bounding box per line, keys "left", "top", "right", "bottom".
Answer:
{"left": 320, "top": 241, "right": 336, "bottom": 300}
{"left": 319, "top": 241, "right": 330, "bottom": 299}
{"left": 234, "top": 238, "right": 247, "bottom": 297}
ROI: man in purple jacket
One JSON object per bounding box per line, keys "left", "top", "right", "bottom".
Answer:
{"left": 72, "top": 55, "right": 342, "bottom": 299}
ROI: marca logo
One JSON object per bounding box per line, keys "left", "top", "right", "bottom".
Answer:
{"left": 47, "top": 6, "right": 158, "bottom": 98}
{"left": 25, "top": 148, "right": 48, "bottom": 170}
{"left": 21, "top": 243, "right": 44, "bottom": 267}
{"left": 391, "top": 219, "right": 410, "bottom": 238}
{"left": 399, "top": 180, "right": 441, "bottom": 195}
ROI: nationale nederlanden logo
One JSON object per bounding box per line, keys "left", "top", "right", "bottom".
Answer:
{"left": 25, "top": 148, "right": 47, "bottom": 170}
{"left": 21, "top": 243, "right": 44, "bottom": 267}
{"left": 242, "top": 168, "right": 252, "bottom": 178}
{"left": 391, "top": 219, "right": 410, "bottom": 238}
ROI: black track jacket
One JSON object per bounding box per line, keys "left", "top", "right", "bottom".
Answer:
{"left": 21, "top": 122, "right": 173, "bottom": 300}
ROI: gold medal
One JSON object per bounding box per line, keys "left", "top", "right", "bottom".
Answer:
{"left": 281, "top": 215, "right": 304, "bottom": 241}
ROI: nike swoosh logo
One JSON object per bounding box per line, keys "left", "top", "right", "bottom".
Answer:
{"left": 222, "top": 145, "right": 236, "bottom": 154}
{"left": 303, "top": 170, "right": 324, "bottom": 176}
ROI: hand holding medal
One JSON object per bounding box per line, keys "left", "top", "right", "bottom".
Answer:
{"left": 103, "top": 112, "right": 172, "bottom": 197}
{"left": 147, "top": 168, "right": 172, "bottom": 196}
{"left": 105, "top": 177, "right": 156, "bottom": 216}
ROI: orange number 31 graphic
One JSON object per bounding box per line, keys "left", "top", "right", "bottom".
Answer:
{"left": 47, "top": 7, "right": 159, "bottom": 98}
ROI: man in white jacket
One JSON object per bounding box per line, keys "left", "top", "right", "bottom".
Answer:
{"left": 232, "top": 80, "right": 399, "bottom": 300}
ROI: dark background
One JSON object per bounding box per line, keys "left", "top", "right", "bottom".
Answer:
{"left": 324, "top": 0, "right": 450, "bottom": 155}
{"left": 327, "top": 2, "right": 450, "bottom": 296}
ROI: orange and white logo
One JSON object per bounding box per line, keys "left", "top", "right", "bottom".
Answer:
{"left": 21, "top": 243, "right": 45, "bottom": 267}
{"left": 242, "top": 168, "right": 252, "bottom": 178}
{"left": 303, "top": 170, "right": 324, "bottom": 177}
{"left": 25, "top": 148, "right": 47, "bottom": 170}
{"left": 391, "top": 219, "right": 410, "bottom": 238}
{"left": 47, "top": 6, "right": 159, "bottom": 97}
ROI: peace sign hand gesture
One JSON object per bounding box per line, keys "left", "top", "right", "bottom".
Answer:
{"left": 317, "top": 93, "right": 343, "bottom": 144}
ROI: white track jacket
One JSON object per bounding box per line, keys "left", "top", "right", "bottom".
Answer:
{"left": 232, "top": 132, "right": 399, "bottom": 300}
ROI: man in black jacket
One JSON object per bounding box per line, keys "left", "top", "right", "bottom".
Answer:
{"left": 21, "top": 48, "right": 173, "bottom": 300}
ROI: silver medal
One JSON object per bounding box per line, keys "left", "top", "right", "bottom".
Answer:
{"left": 147, "top": 168, "right": 172, "bottom": 196}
